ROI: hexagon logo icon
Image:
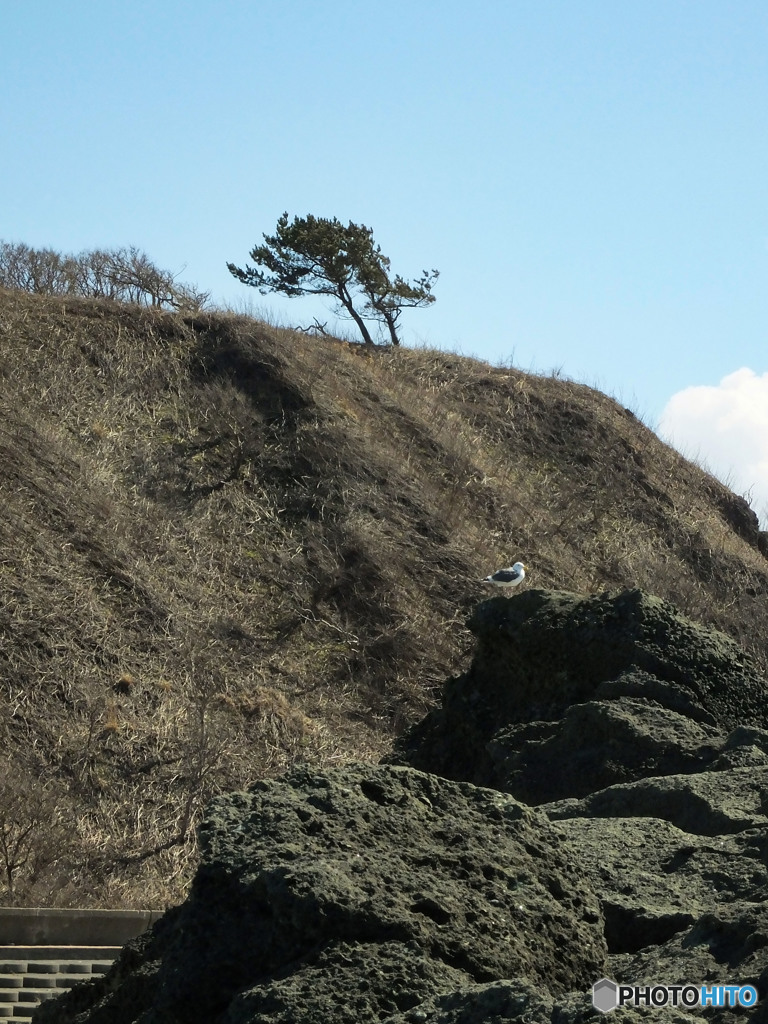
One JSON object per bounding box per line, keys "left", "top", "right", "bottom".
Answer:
{"left": 593, "top": 978, "right": 618, "bottom": 1013}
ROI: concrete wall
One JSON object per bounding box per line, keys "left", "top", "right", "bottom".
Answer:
{"left": 0, "top": 908, "right": 162, "bottom": 948}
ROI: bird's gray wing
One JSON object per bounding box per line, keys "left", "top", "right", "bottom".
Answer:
{"left": 489, "top": 568, "right": 520, "bottom": 583}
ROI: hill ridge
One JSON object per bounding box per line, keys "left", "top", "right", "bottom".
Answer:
{"left": 0, "top": 287, "right": 766, "bottom": 907}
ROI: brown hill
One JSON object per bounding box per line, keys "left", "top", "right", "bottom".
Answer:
{"left": 0, "top": 286, "right": 766, "bottom": 908}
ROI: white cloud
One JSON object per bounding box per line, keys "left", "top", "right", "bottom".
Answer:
{"left": 659, "top": 367, "right": 768, "bottom": 529}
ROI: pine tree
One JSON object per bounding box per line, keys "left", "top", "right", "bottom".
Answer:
{"left": 228, "top": 213, "right": 438, "bottom": 346}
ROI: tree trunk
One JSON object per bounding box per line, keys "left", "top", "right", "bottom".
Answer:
{"left": 337, "top": 284, "right": 375, "bottom": 345}
{"left": 382, "top": 309, "right": 400, "bottom": 346}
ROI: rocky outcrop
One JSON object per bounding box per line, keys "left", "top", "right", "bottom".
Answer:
{"left": 388, "top": 588, "right": 768, "bottom": 1021}
{"left": 34, "top": 764, "right": 605, "bottom": 1024}
{"left": 389, "top": 588, "right": 768, "bottom": 802}
{"left": 35, "top": 589, "right": 768, "bottom": 1022}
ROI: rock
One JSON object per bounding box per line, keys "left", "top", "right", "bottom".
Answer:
{"left": 389, "top": 589, "right": 768, "bottom": 802}
{"left": 709, "top": 487, "right": 763, "bottom": 551}
{"left": 487, "top": 687, "right": 723, "bottom": 803}
{"left": 548, "top": 816, "right": 768, "bottom": 952}
{"left": 384, "top": 588, "right": 768, "bottom": 1022}
{"left": 383, "top": 984, "right": 700, "bottom": 1023}
{"left": 545, "top": 765, "right": 768, "bottom": 835}
{"left": 380, "top": 979, "right": 578, "bottom": 1024}
{"left": 34, "top": 763, "right": 606, "bottom": 1024}
{"left": 610, "top": 901, "right": 768, "bottom": 1016}
{"left": 220, "top": 942, "right": 473, "bottom": 1024}
{"left": 711, "top": 725, "right": 768, "bottom": 769}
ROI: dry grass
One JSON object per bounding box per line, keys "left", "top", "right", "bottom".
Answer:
{"left": 0, "top": 287, "right": 766, "bottom": 908}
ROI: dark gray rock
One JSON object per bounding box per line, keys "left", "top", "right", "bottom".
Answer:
{"left": 34, "top": 763, "right": 606, "bottom": 1024}
{"left": 545, "top": 765, "right": 768, "bottom": 835}
{"left": 550, "top": 816, "right": 768, "bottom": 950}
{"left": 383, "top": 588, "right": 768, "bottom": 1021}
{"left": 389, "top": 589, "right": 768, "bottom": 802}
{"left": 711, "top": 726, "right": 768, "bottom": 769}
{"left": 610, "top": 901, "right": 768, "bottom": 1019}
{"left": 384, "top": 984, "right": 700, "bottom": 1023}
{"left": 220, "top": 942, "right": 473, "bottom": 1024}
{"left": 487, "top": 690, "right": 723, "bottom": 803}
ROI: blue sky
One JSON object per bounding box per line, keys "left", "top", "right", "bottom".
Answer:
{"left": 3, "top": 2, "right": 768, "bottom": 518}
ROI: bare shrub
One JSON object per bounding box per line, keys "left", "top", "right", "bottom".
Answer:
{"left": 0, "top": 240, "right": 209, "bottom": 311}
{"left": 0, "top": 763, "right": 69, "bottom": 904}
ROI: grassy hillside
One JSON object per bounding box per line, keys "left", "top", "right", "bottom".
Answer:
{"left": 1, "top": 287, "right": 766, "bottom": 908}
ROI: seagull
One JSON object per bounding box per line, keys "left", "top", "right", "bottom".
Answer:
{"left": 481, "top": 561, "right": 527, "bottom": 592}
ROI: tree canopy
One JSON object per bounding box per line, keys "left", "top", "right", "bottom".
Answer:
{"left": 227, "top": 213, "right": 438, "bottom": 346}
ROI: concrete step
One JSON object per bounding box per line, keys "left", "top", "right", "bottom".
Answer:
{"left": 0, "top": 907, "right": 159, "bottom": 1024}
{"left": 0, "top": 947, "right": 120, "bottom": 1024}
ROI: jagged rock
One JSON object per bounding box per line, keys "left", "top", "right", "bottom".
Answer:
{"left": 710, "top": 487, "right": 763, "bottom": 551}
{"left": 610, "top": 901, "right": 768, "bottom": 1017}
{"left": 34, "top": 763, "right": 606, "bottom": 1024}
{"left": 381, "top": 588, "right": 768, "bottom": 1022}
{"left": 548, "top": 816, "right": 768, "bottom": 951}
{"left": 219, "top": 942, "right": 473, "bottom": 1024}
{"left": 389, "top": 589, "right": 768, "bottom": 803}
{"left": 385, "top": 984, "right": 700, "bottom": 1023}
{"left": 381, "top": 979, "right": 586, "bottom": 1024}
{"left": 486, "top": 688, "right": 723, "bottom": 803}
{"left": 545, "top": 765, "right": 768, "bottom": 835}
{"left": 710, "top": 725, "right": 768, "bottom": 769}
